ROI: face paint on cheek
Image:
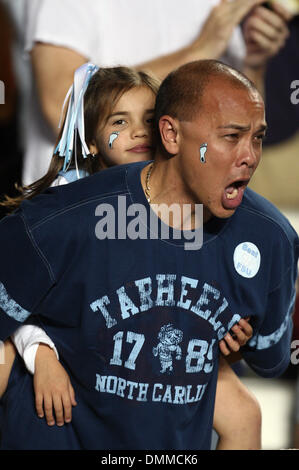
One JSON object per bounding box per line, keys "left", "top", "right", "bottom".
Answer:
{"left": 199, "top": 143, "right": 208, "bottom": 163}
{"left": 108, "top": 132, "right": 120, "bottom": 149}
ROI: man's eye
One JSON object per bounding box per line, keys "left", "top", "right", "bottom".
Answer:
{"left": 253, "top": 134, "right": 265, "bottom": 144}
{"left": 225, "top": 134, "right": 239, "bottom": 140}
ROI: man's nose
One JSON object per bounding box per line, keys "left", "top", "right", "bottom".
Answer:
{"left": 236, "top": 140, "right": 258, "bottom": 168}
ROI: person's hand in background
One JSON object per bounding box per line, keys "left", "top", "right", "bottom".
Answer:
{"left": 191, "top": 0, "right": 265, "bottom": 60}
{"left": 243, "top": 1, "right": 293, "bottom": 69}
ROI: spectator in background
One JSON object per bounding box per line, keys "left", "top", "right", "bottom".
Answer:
{"left": 246, "top": 6, "right": 299, "bottom": 450}
{"left": 0, "top": 1, "right": 22, "bottom": 219}
{"left": 21, "top": 0, "right": 291, "bottom": 186}
{"left": 293, "top": 283, "right": 299, "bottom": 448}
{"left": 249, "top": 12, "right": 299, "bottom": 210}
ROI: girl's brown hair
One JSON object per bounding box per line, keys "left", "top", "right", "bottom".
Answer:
{"left": 1, "top": 66, "right": 160, "bottom": 211}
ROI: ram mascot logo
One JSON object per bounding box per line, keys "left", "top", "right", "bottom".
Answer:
{"left": 153, "top": 324, "right": 183, "bottom": 374}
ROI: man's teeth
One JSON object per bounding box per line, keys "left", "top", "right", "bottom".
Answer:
{"left": 226, "top": 187, "right": 238, "bottom": 199}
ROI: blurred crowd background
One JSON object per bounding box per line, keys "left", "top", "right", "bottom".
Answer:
{"left": 0, "top": 0, "right": 298, "bottom": 450}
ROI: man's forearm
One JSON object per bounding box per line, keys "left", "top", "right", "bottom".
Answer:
{"left": 135, "top": 40, "right": 219, "bottom": 81}
{"left": 31, "top": 43, "right": 87, "bottom": 136}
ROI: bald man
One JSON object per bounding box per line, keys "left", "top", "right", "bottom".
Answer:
{"left": 0, "top": 60, "right": 298, "bottom": 450}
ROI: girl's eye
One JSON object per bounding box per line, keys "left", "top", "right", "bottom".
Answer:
{"left": 146, "top": 118, "right": 154, "bottom": 124}
{"left": 113, "top": 119, "right": 126, "bottom": 126}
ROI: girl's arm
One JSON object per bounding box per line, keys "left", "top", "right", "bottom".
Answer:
{"left": 11, "top": 325, "right": 77, "bottom": 426}
{"left": 0, "top": 339, "right": 16, "bottom": 399}
{"left": 214, "top": 355, "right": 262, "bottom": 450}
{"left": 34, "top": 343, "right": 77, "bottom": 426}
{"left": 11, "top": 324, "right": 59, "bottom": 374}
{"left": 213, "top": 319, "right": 262, "bottom": 450}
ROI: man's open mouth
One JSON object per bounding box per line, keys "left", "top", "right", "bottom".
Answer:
{"left": 225, "top": 180, "right": 249, "bottom": 200}
{"left": 222, "top": 179, "right": 250, "bottom": 210}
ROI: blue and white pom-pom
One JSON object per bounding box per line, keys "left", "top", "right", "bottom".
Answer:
{"left": 54, "top": 62, "right": 99, "bottom": 176}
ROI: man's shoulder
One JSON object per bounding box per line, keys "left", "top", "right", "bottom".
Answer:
{"left": 239, "top": 187, "right": 298, "bottom": 245}
{"left": 18, "top": 164, "right": 133, "bottom": 229}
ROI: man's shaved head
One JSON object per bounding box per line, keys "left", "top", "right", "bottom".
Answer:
{"left": 152, "top": 59, "right": 266, "bottom": 220}
{"left": 154, "top": 60, "right": 259, "bottom": 136}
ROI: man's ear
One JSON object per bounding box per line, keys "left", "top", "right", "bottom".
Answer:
{"left": 158, "top": 115, "right": 180, "bottom": 155}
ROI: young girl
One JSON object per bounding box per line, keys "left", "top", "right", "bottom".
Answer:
{"left": 0, "top": 64, "right": 261, "bottom": 449}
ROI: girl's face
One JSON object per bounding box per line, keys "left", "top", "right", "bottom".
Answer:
{"left": 90, "top": 86, "right": 156, "bottom": 166}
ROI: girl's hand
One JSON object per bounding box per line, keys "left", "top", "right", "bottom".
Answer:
{"left": 34, "top": 344, "right": 77, "bottom": 426}
{"left": 219, "top": 317, "right": 253, "bottom": 356}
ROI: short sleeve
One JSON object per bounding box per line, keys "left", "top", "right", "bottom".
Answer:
{"left": 0, "top": 212, "right": 54, "bottom": 341}
{"left": 241, "top": 242, "right": 299, "bottom": 378}
{"left": 24, "top": 0, "right": 99, "bottom": 60}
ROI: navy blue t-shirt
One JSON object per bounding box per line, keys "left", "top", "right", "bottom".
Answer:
{"left": 0, "top": 161, "right": 298, "bottom": 450}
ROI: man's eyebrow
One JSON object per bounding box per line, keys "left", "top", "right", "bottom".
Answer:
{"left": 257, "top": 124, "right": 268, "bottom": 133}
{"left": 217, "top": 124, "right": 268, "bottom": 132}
